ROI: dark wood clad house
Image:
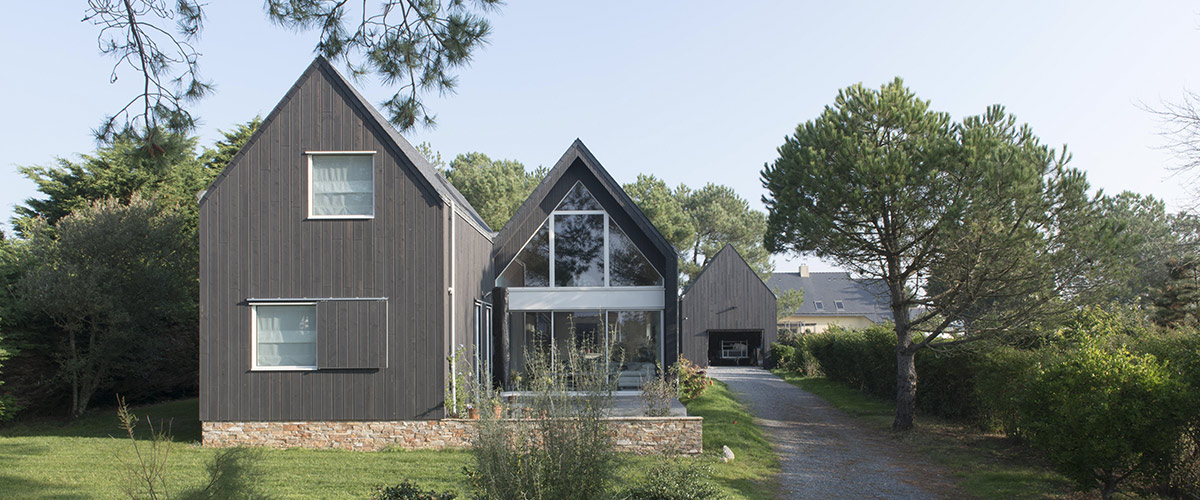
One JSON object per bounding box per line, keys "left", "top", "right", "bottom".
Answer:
{"left": 491, "top": 141, "right": 679, "bottom": 389}
{"left": 198, "top": 57, "right": 494, "bottom": 424}
{"left": 680, "top": 244, "right": 776, "bottom": 367}
{"left": 198, "top": 58, "right": 704, "bottom": 451}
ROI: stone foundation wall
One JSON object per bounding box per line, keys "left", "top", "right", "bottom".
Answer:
{"left": 203, "top": 417, "right": 702, "bottom": 454}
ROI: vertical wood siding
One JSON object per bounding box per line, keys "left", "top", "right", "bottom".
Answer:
{"left": 679, "top": 247, "right": 777, "bottom": 367}
{"left": 452, "top": 211, "right": 495, "bottom": 379}
{"left": 199, "top": 61, "right": 447, "bottom": 421}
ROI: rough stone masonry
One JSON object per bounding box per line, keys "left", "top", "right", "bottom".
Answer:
{"left": 203, "top": 416, "right": 702, "bottom": 454}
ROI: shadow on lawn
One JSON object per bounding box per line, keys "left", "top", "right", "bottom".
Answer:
{"left": 0, "top": 398, "right": 202, "bottom": 442}
{"left": 0, "top": 441, "right": 92, "bottom": 500}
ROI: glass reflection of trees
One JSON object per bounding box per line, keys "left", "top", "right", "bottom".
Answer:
{"left": 608, "top": 219, "right": 662, "bottom": 286}
{"left": 498, "top": 182, "right": 663, "bottom": 288}
{"left": 507, "top": 310, "right": 661, "bottom": 390}
{"left": 553, "top": 214, "right": 604, "bottom": 286}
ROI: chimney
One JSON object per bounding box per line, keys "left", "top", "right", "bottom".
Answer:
{"left": 800, "top": 264, "right": 809, "bottom": 278}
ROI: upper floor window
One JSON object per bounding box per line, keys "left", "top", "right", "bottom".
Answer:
{"left": 834, "top": 300, "right": 845, "bottom": 311}
{"left": 814, "top": 301, "right": 824, "bottom": 311}
{"left": 308, "top": 152, "right": 375, "bottom": 218}
{"left": 498, "top": 182, "right": 662, "bottom": 288}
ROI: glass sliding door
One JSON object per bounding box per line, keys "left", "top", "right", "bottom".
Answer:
{"left": 507, "top": 308, "right": 662, "bottom": 390}
{"left": 607, "top": 310, "right": 661, "bottom": 389}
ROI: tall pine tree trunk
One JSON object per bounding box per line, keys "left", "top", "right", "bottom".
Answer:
{"left": 889, "top": 269, "right": 917, "bottom": 431}
{"left": 894, "top": 345, "right": 917, "bottom": 431}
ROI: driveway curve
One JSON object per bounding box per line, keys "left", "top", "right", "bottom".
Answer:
{"left": 708, "top": 366, "right": 960, "bottom": 500}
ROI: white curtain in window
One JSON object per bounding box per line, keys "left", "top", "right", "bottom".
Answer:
{"left": 256, "top": 305, "right": 317, "bottom": 367}
{"left": 311, "top": 155, "right": 373, "bottom": 216}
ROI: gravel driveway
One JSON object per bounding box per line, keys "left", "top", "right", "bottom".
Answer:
{"left": 708, "top": 366, "right": 960, "bottom": 500}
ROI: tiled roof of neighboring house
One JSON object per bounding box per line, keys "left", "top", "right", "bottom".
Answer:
{"left": 766, "top": 271, "right": 893, "bottom": 323}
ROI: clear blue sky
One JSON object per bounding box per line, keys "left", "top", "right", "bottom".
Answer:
{"left": 3, "top": 2, "right": 1199, "bottom": 272}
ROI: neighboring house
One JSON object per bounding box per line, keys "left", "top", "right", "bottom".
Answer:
{"left": 679, "top": 245, "right": 777, "bottom": 367}
{"left": 200, "top": 57, "right": 717, "bottom": 451}
{"left": 768, "top": 266, "right": 892, "bottom": 334}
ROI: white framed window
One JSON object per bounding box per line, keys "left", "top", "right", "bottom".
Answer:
{"left": 307, "top": 152, "right": 375, "bottom": 218}
{"left": 834, "top": 300, "right": 845, "bottom": 311}
{"left": 814, "top": 301, "right": 824, "bottom": 311}
{"left": 251, "top": 303, "right": 318, "bottom": 370}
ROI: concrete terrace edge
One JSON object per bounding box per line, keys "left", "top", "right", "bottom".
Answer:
{"left": 202, "top": 417, "right": 703, "bottom": 454}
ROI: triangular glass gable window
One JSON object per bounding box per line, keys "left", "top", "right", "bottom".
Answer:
{"left": 609, "top": 219, "right": 662, "bottom": 286}
{"left": 556, "top": 182, "right": 603, "bottom": 210}
{"left": 498, "top": 181, "right": 663, "bottom": 287}
{"left": 497, "top": 221, "right": 550, "bottom": 287}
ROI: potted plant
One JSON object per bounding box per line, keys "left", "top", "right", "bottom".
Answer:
{"left": 490, "top": 397, "right": 503, "bottom": 419}
{"left": 467, "top": 404, "right": 478, "bottom": 420}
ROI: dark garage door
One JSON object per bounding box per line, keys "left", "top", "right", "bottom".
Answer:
{"left": 708, "top": 330, "right": 763, "bottom": 366}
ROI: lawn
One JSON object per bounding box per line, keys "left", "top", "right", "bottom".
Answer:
{"left": 1, "top": 383, "right": 777, "bottom": 500}
{"left": 772, "top": 371, "right": 1077, "bottom": 500}
{"left": 681, "top": 380, "right": 780, "bottom": 499}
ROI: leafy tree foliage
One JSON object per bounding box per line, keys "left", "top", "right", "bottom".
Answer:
{"left": 443, "top": 152, "right": 547, "bottom": 230}
{"left": 623, "top": 175, "right": 772, "bottom": 287}
{"left": 775, "top": 287, "right": 805, "bottom": 319}
{"left": 679, "top": 183, "right": 771, "bottom": 284}
{"left": 622, "top": 174, "right": 693, "bottom": 252}
{"left": 86, "top": 0, "right": 500, "bottom": 141}
{"left": 198, "top": 117, "right": 262, "bottom": 177}
{"left": 762, "top": 78, "right": 1124, "bottom": 430}
{"left": 84, "top": 0, "right": 210, "bottom": 143}
{"left": 20, "top": 195, "right": 196, "bottom": 418}
{"left": 1154, "top": 257, "right": 1200, "bottom": 327}
{"left": 14, "top": 132, "right": 206, "bottom": 237}
{"left": 1018, "top": 344, "right": 1188, "bottom": 500}
{"left": 1097, "top": 192, "right": 1200, "bottom": 305}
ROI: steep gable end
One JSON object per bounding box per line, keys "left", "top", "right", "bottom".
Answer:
{"left": 198, "top": 56, "right": 491, "bottom": 233}
{"left": 685, "top": 244, "right": 774, "bottom": 297}
{"left": 493, "top": 140, "right": 676, "bottom": 276}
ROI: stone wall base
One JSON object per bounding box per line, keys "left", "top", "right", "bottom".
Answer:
{"left": 202, "top": 417, "right": 702, "bottom": 454}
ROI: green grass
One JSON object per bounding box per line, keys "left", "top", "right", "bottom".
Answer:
{"left": 682, "top": 380, "right": 780, "bottom": 499}
{"left": 773, "top": 370, "right": 1076, "bottom": 500}
{"left": 1, "top": 389, "right": 779, "bottom": 500}
{"left": 0, "top": 399, "right": 472, "bottom": 500}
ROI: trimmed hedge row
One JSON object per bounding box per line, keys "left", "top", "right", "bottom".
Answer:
{"left": 771, "top": 324, "right": 980, "bottom": 420}
{"left": 770, "top": 309, "right": 1200, "bottom": 498}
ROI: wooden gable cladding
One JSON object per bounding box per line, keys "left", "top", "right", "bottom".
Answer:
{"left": 199, "top": 57, "right": 450, "bottom": 422}
{"left": 680, "top": 245, "right": 777, "bottom": 367}
{"left": 316, "top": 299, "right": 388, "bottom": 369}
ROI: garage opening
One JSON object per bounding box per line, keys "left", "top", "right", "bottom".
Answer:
{"left": 707, "top": 330, "right": 764, "bottom": 366}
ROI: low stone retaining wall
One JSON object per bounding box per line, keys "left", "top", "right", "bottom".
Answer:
{"left": 202, "top": 417, "right": 702, "bottom": 454}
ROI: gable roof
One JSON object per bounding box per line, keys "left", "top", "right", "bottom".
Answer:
{"left": 198, "top": 56, "right": 491, "bottom": 234}
{"left": 766, "top": 271, "right": 893, "bottom": 322}
{"left": 493, "top": 139, "right": 676, "bottom": 267}
{"left": 683, "top": 244, "right": 774, "bottom": 297}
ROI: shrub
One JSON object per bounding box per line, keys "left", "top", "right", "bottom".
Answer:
{"left": 675, "top": 359, "right": 710, "bottom": 403}
{"left": 640, "top": 364, "right": 676, "bottom": 417}
{"left": 620, "top": 456, "right": 725, "bottom": 500}
{"left": 803, "top": 324, "right": 895, "bottom": 400}
{"left": 1015, "top": 344, "right": 1189, "bottom": 500}
{"left": 466, "top": 341, "right": 617, "bottom": 500}
{"left": 368, "top": 482, "right": 457, "bottom": 500}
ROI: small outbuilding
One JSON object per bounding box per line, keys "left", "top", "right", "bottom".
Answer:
{"left": 679, "top": 245, "right": 777, "bottom": 367}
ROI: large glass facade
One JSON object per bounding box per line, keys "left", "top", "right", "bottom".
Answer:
{"left": 497, "top": 182, "right": 662, "bottom": 288}
{"left": 507, "top": 309, "right": 661, "bottom": 389}
{"left": 497, "top": 222, "right": 550, "bottom": 287}
{"left": 554, "top": 214, "right": 605, "bottom": 286}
